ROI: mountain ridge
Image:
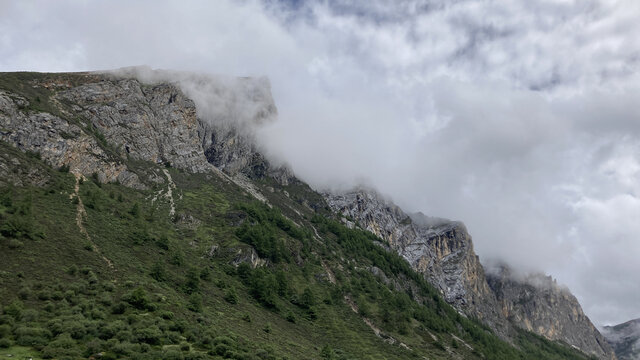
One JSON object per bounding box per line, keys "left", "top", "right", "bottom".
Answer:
{"left": 0, "top": 69, "right": 613, "bottom": 359}
{"left": 602, "top": 318, "right": 640, "bottom": 360}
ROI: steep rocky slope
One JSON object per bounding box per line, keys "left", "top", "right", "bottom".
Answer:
{"left": 0, "top": 70, "right": 614, "bottom": 359}
{"left": 323, "top": 190, "right": 616, "bottom": 359}
{"left": 602, "top": 318, "right": 640, "bottom": 360}
{"left": 487, "top": 265, "right": 615, "bottom": 359}
{"left": 324, "top": 190, "right": 511, "bottom": 338}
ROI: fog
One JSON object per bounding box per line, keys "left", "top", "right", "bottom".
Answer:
{"left": 1, "top": 0, "right": 640, "bottom": 326}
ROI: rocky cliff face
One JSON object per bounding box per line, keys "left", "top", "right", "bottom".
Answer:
{"left": 487, "top": 265, "right": 615, "bottom": 359}
{"left": 602, "top": 318, "right": 640, "bottom": 360}
{"left": 325, "top": 190, "right": 616, "bottom": 359}
{"left": 0, "top": 71, "right": 289, "bottom": 191}
{"left": 324, "top": 190, "right": 511, "bottom": 337}
{"left": 0, "top": 74, "right": 214, "bottom": 190}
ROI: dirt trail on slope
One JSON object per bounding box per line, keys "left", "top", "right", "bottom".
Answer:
{"left": 162, "top": 169, "right": 177, "bottom": 217}
{"left": 70, "top": 173, "right": 114, "bottom": 269}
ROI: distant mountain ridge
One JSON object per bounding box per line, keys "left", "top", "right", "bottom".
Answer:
{"left": 603, "top": 318, "right": 640, "bottom": 360}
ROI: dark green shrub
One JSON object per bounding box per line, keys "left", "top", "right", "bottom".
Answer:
{"left": 199, "top": 267, "right": 211, "bottom": 281}
{"left": 129, "top": 203, "right": 140, "bottom": 218}
{"left": 159, "top": 310, "right": 174, "bottom": 320}
{"left": 285, "top": 311, "right": 296, "bottom": 323}
{"left": 300, "top": 287, "right": 316, "bottom": 309}
{"left": 0, "top": 315, "right": 13, "bottom": 326}
{"left": 263, "top": 323, "right": 272, "bottom": 333}
{"left": 184, "top": 267, "right": 200, "bottom": 294}
{"left": 65, "top": 320, "right": 88, "bottom": 340}
{"left": 98, "top": 292, "right": 112, "bottom": 306}
{"left": 113, "top": 341, "right": 140, "bottom": 355}
{"left": 116, "top": 330, "right": 134, "bottom": 342}
{"left": 84, "top": 338, "right": 105, "bottom": 357}
{"left": 37, "top": 289, "right": 52, "bottom": 300}
{"left": 111, "top": 302, "right": 127, "bottom": 315}
{"left": 134, "top": 326, "right": 162, "bottom": 345}
{"left": 8, "top": 238, "right": 23, "bottom": 249}
{"left": 0, "top": 324, "right": 10, "bottom": 338}
{"left": 247, "top": 268, "right": 278, "bottom": 308}
{"left": 184, "top": 352, "right": 208, "bottom": 360}
{"left": 306, "top": 306, "right": 318, "bottom": 320}
{"left": 224, "top": 287, "right": 238, "bottom": 304}
{"left": 320, "top": 345, "right": 335, "bottom": 360}
{"left": 155, "top": 235, "right": 170, "bottom": 250}
{"left": 187, "top": 294, "right": 202, "bottom": 312}
{"left": 18, "top": 286, "right": 31, "bottom": 300}
{"left": 14, "top": 325, "right": 51, "bottom": 347}
{"left": 67, "top": 265, "right": 78, "bottom": 276}
{"left": 51, "top": 290, "right": 64, "bottom": 301}
{"left": 162, "top": 348, "right": 184, "bottom": 360}
{"left": 170, "top": 250, "right": 185, "bottom": 266}
{"left": 3, "top": 300, "right": 23, "bottom": 319}
{"left": 124, "top": 287, "right": 150, "bottom": 310}
{"left": 21, "top": 309, "right": 38, "bottom": 322}
{"left": 0, "top": 338, "right": 11, "bottom": 348}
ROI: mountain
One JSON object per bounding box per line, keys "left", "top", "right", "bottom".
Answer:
{"left": 325, "top": 190, "right": 615, "bottom": 359}
{"left": 324, "top": 190, "right": 511, "bottom": 338}
{"left": 486, "top": 265, "right": 614, "bottom": 359}
{"left": 0, "top": 69, "right": 611, "bottom": 359}
{"left": 602, "top": 318, "right": 640, "bottom": 360}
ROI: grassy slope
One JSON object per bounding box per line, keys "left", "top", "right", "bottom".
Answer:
{"left": 0, "top": 72, "right": 597, "bottom": 360}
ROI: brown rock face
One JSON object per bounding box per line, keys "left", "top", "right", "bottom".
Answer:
{"left": 487, "top": 265, "right": 616, "bottom": 359}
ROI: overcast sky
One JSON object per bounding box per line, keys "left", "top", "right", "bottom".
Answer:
{"left": 1, "top": 0, "right": 639, "bottom": 327}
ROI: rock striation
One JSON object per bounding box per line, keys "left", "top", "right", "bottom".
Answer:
{"left": 0, "top": 76, "right": 215, "bottom": 189}
{"left": 487, "top": 265, "right": 615, "bottom": 359}
{"left": 59, "top": 79, "right": 212, "bottom": 174}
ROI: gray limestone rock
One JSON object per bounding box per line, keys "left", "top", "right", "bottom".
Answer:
{"left": 324, "top": 190, "right": 511, "bottom": 338}
{"left": 58, "top": 79, "right": 212, "bottom": 173}
{"left": 487, "top": 265, "right": 616, "bottom": 359}
{"left": 0, "top": 89, "right": 143, "bottom": 187}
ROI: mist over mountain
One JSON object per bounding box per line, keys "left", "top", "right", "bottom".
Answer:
{"left": 1, "top": 0, "right": 639, "bottom": 329}
{"left": 603, "top": 318, "right": 640, "bottom": 360}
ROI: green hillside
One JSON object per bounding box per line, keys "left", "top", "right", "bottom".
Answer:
{"left": 0, "top": 142, "right": 595, "bottom": 360}
{"left": 0, "top": 71, "right": 597, "bottom": 359}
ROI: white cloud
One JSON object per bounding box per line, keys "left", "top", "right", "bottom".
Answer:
{"left": 1, "top": 0, "right": 639, "bottom": 326}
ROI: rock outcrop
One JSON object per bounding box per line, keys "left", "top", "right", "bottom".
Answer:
{"left": 602, "top": 318, "right": 640, "bottom": 360}
{"left": 324, "top": 190, "right": 511, "bottom": 338}
{"left": 487, "top": 265, "right": 615, "bottom": 359}
{"left": 0, "top": 75, "right": 216, "bottom": 189}
{"left": 59, "top": 79, "right": 212, "bottom": 174}
{"left": 0, "top": 88, "right": 144, "bottom": 187}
